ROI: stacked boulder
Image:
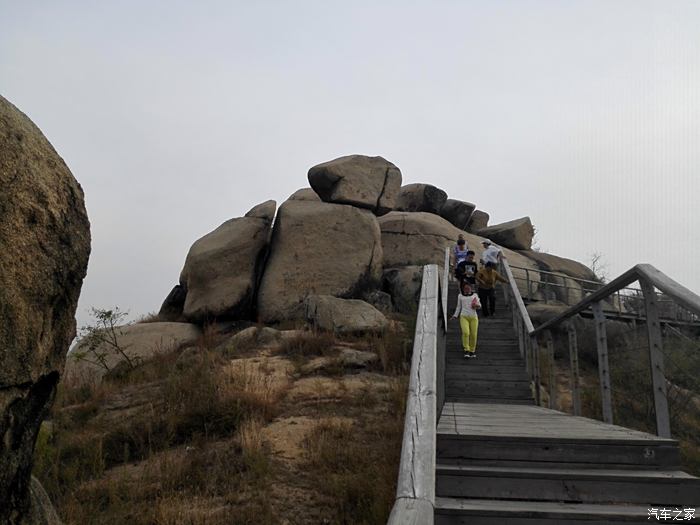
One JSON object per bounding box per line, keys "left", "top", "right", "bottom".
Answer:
{"left": 150, "top": 152, "right": 594, "bottom": 330}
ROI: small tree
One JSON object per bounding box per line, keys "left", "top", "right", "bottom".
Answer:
{"left": 589, "top": 251, "right": 609, "bottom": 283}
{"left": 72, "top": 307, "right": 138, "bottom": 372}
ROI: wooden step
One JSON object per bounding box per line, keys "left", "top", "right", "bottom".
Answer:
{"left": 437, "top": 434, "right": 681, "bottom": 469}
{"left": 446, "top": 397, "right": 535, "bottom": 406}
{"left": 435, "top": 497, "right": 661, "bottom": 524}
{"left": 436, "top": 464, "right": 699, "bottom": 505}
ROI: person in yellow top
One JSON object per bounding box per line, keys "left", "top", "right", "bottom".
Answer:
{"left": 476, "top": 261, "right": 508, "bottom": 317}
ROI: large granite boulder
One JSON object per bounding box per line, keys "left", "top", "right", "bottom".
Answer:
{"left": 178, "top": 200, "right": 275, "bottom": 322}
{"left": 477, "top": 217, "right": 535, "bottom": 250}
{"left": 257, "top": 200, "right": 382, "bottom": 323}
{"left": 382, "top": 266, "right": 424, "bottom": 314}
{"left": 0, "top": 96, "right": 90, "bottom": 524}
{"left": 288, "top": 187, "right": 321, "bottom": 202}
{"left": 304, "top": 295, "right": 388, "bottom": 334}
{"left": 377, "top": 212, "right": 540, "bottom": 296}
{"left": 308, "top": 155, "right": 401, "bottom": 215}
{"left": 520, "top": 251, "right": 598, "bottom": 282}
{"left": 395, "top": 183, "right": 447, "bottom": 214}
{"left": 65, "top": 322, "right": 201, "bottom": 382}
{"left": 378, "top": 212, "right": 461, "bottom": 267}
{"left": 519, "top": 250, "right": 600, "bottom": 305}
{"left": 466, "top": 209, "right": 489, "bottom": 232}
{"left": 440, "top": 199, "right": 476, "bottom": 230}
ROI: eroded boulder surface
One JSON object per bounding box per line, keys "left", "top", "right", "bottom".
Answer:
{"left": 377, "top": 212, "right": 540, "bottom": 297}
{"left": 158, "top": 284, "right": 186, "bottom": 322}
{"left": 382, "top": 266, "right": 424, "bottom": 314}
{"left": 378, "top": 212, "right": 461, "bottom": 267}
{"left": 477, "top": 216, "right": 535, "bottom": 250}
{"left": 257, "top": 200, "right": 382, "bottom": 323}
{"left": 466, "top": 209, "right": 489, "bottom": 232}
{"left": 0, "top": 95, "right": 91, "bottom": 524}
{"left": 178, "top": 200, "right": 275, "bottom": 322}
{"left": 395, "top": 183, "right": 447, "bottom": 214}
{"left": 65, "top": 322, "right": 201, "bottom": 382}
{"left": 307, "top": 154, "right": 401, "bottom": 215}
{"left": 440, "top": 198, "right": 476, "bottom": 230}
{"left": 304, "top": 295, "right": 388, "bottom": 334}
{"left": 520, "top": 251, "right": 598, "bottom": 282}
{"left": 288, "top": 188, "right": 321, "bottom": 201}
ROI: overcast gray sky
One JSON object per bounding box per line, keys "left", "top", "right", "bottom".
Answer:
{"left": 2, "top": 1, "right": 698, "bottom": 328}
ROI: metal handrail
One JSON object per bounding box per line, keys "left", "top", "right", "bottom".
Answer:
{"left": 509, "top": 263, "right": 699, "bottom": 324}
{"left": 526, "top": 263, "right": 700, "bottom": 439}
{"left": 530, "top": 264, "right": 700, "bottom": 337}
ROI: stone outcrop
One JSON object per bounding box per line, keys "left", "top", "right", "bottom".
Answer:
{"left": 158, "top": 284, "right": 186, "bottom": 322}
{"left": 288, "top": 188, "right": 321, "bottom": 201}
{"left": 477, "top": 216, "right": 535, "bottom": 250}
{"left": 304, "top": 295, "right": 388, "bottom": 334}
{"left": 0, "top": 96, "right": 91, "bottom": 524}
{"left": 466, "top": 209, "right": 489, "bottom": 232}
{"left": 395, "top": 183, "right": 447, "bottom": 214}
{"left": 440, "top": 199, "right": 476, "bottom": 230}
{"left": 377, "top": 212, "right": 540, "bottom": 297}
{"left": 257, "top": 200, "right": 382, "bottom": 323}
{"left": 520, "top": 251, "right": 598, "bottom": 282}
{"left": 178, "top": 200, "right": 275, "bottom": 322}
{"left": 382, "top": 266, "right": 424, "bottom": 314}
{"left": 307, "top": 155, "right": 401, "bottom": 215}
{"left": 65, "top": 322, "right": 201, "bottom": 382}
{"left": 378, "top": 212, "right": 461, "bottom": 267}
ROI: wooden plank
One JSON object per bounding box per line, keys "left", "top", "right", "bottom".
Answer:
{"left": 387, "top": 497, "right": 433, "bottom": 525}
{"left": 567, "top": 322, "right": 582, "bottom": 416}
{"left": 545, "top": 331, "right": 556, "bottom": 409}
{"left": 531, "top": 336, "right": 541, "bottom": 406}
{"left": 502, "top": 259, "right": 535, "bottom": 333}
{"left": 636, "top": 263, "right": 700, "bottom": 316}
{"left": 591, "top": 301, "right": 613, "bottom": 425}
{"left": 640, "top": 278, "right": 671, "bottom": 438}
{"left": 392, "top": 264, "right": 437, "bottom": 514}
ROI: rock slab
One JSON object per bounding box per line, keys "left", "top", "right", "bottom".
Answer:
{"left": 307, "top": 155, "right": 401, "bottom": 215}
{"left": 440, "top": 198, "right": 476, "bottom": 230}
{"left": 395, "top": 183, "right": 447, "bottom": 214}
{"left": 466, "top": 209, "right": 489, "bottom": 232}
{"left": 304, "top": 295, "right": 388, "bottom": 334}
{"left": 477, "top": 216, "right": 535, "bottom": 250}
{"left": 257, "top": 200, "right": 382, "bottom": 322}
{"left": 65, "top": 322, "right": 201, "bottom": 382}
{"left": 0, "top": 96, "right": 90, "bottom": 524}
{"left": 179, "top": 200, "right": 275, "bottom": 322}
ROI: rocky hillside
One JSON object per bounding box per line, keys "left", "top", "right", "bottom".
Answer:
{"left": 66, "top": 153, "right": 595, "bottom": 383}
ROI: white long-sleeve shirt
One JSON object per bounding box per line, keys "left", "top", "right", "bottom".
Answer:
{"left": 453, "top": 293, "right": 481, "bottom": 318}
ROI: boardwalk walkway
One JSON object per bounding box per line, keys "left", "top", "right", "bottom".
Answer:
{"left": 434, "top": 281, "right": 700, "bottom": 524}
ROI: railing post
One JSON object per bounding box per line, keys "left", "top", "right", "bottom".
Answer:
{"left": 639, "top": 278, "right": 671, "bottom": 438}
{"left": 531, "top": 335, "right": 541, "bottom": 406}
{"left": 526, "top": 269, "right": 532, "bottom": 301}
{"left": 591, "top": 301, "right": 613, "bottom": 424}
{"left": 545, "top": 330, "right": 556, "bottom": 409}
{"left": 566, "top": 322, "right": 582, "bottom": 416}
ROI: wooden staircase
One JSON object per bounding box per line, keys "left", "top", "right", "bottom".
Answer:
{"left": 435, "top": 281, "right": 700, "bottom": 524}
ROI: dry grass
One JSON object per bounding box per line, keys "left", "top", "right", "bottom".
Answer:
{"left": 35, "top": 315, "right": 415, "bottom": 524}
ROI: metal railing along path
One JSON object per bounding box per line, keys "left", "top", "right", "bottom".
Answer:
{"left": 522, "top": 263, "right": 700, "bottom": 439}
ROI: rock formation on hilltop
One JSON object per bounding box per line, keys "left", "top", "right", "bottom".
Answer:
{"left": 0, "top": 96, "right": 91, "bottom": 524}
{"left": 143, "top": 152, "right": 593, "bottom": 334}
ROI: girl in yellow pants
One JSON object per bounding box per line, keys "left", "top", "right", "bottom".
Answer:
{"left": 451, "top": 282, "right": 481, "bottom": 358}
